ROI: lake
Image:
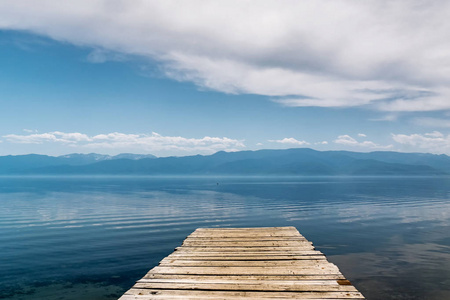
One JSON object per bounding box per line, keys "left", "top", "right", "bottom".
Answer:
{"left": 1, "top": 176, "right": 449, "bottom": 300}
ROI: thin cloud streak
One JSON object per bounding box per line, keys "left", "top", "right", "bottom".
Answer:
{"left": 268, "top": 138, "right": 310, "bottom": 146}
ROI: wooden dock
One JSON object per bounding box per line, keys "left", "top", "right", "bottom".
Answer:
{"left": 119, "top": 226, "right": 365, "bottom": 299}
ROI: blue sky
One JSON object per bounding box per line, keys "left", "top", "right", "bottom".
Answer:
{"left": 1, "top": 1, "right": 450, "bottom": 157}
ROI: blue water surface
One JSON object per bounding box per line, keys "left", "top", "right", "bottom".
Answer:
{"left": 0, "top": 176, "right": 449, "bottom": 300}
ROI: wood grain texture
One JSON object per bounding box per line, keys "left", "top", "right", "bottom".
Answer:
{"left": 118, "top": 227, "right": 365, "bottom": 299}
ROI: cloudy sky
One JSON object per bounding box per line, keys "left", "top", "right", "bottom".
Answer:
{"left": 1, "top": 0, "right": 450, "bottom": 156}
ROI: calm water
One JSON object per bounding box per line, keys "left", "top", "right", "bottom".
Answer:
{"left": 1, "top": 176, "right": 450, "bottom": 300}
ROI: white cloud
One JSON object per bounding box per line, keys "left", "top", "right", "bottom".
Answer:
{"left": 334, "top": 135, "right": 392, "bottom": 149}
{"left": 334, "top": 135, "right": 359, "bottom": 146}
{"left": 358, "top": 133, "right": 367, "bottom": 137}
{"left": 315, "top": 141, "right": 328, "bottom": 145}
{"left": 2, "top": 131, "right": 245, "bottom": 154}
{"left": 4, "top": 131, "right": 91, "bottom": 144}
{"left": 23, "top": 129, "right": 38, "bottom": 133}
{"left": 392, "top": 131, "right": 450, "bottom": 153}
{"left": 425, "top": 131, "right": 444, "bottom": 138}
{"left": 1, "top": 1, "right": 450, "bottom": 111}
{"left": 268, "top": 138, "right": 310, "bottom": 146}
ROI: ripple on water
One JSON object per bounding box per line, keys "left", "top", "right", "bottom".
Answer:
{"left": 0, "top": 176, "right": 450, "bottom": 300}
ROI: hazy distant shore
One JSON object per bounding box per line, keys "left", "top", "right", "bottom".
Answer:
{"left": 0, "top": 148, "right": 449, "bottom": 176}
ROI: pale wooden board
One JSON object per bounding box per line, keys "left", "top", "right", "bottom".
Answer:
{"left": 170, "top": 250, "right": 324, "bottom": 256}
{"left": 188, "top": 234, "right": 304, "bottom": 238}
{"left": 169, "top": 252, "right": 324, "bottom": 256}
{"left": 174, "top": 248, "right": 319, "bottom": 253}
{"left": 132, "top": 282, "right": 358, "bottom": 292}
{"left": 142, "top": 274, "right": 348, "bottom": 281}
{"left": 195, "top": 227, "right": 298, "bottom": 231}
{"left": 182, "top": 241, "right": 313, "bottom": 247}
{"left": 190, "top": 228, "right": 302, "bottom": 236}
{"left": 119, "top": 227, "right": 365, "bottom": 299}
{"left": 166, "top": 255, "right": 327, "bottom": 261}
{"left": 119, "top": 294, "right": 364, "bottom": 300}
{"left": 189, "top": 232, "right": 303, "bottom": 238}
{"left": 137, "top": 278, "right": 341, "bottom": 285}
{"left": 190, "top": 231, "right": 300, "bottom": 236}
{"left": 175, "top": 246, "right": 316, "bottom": 251}
{"left": 159, "top": 259, "right": 335, "bottom": 267}
{"left": 121, "top": 289, "right": 364, "bottom": 299}
{"left": 185, "top": 237, "right": 307, "bottom": 241}
{"left": 148, "top": 266, "right": 340, "bottom": 275}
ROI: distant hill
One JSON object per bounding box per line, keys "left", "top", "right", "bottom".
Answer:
{"left": 1, "top": 148, "right": 448, "bottom": 176}
{"left": 0, "top": 153, "right": 156, "bottom": 174}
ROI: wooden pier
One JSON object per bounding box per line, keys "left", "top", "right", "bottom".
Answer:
{"left": 119, "top": 226, "right": 365, "bottom": 299}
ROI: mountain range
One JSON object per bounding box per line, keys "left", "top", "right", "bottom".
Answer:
{"left": 0, "top": 148, "right": 449, "bottom": 175}
{"left": 0, "top": 153, "right": 156, "bottom": 174}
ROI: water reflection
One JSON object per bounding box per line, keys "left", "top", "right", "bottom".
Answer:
{"left": 0, "top": 176, "right": 449, "bottom": 299}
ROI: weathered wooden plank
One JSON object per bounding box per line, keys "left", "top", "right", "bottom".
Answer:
{"left": 189, "top": 231, "right": 302, "bottom": 237}
{"left": 120, "top": 294, "right": 363, "bottom": 300}
{"left": 170, "top": 250, "right": 324, "bottom": 256}
{"left": 137, "top": 278, "right": 341, "bottom": 285}
{"left": 195, "top": 227, "right": 298, "bottom": 231}
{"left": 174, "top": 248, "right": 318, "bottom": 253}
{"left": 182, "top": 240, "right": 312, "bottom": 247}
{"left": 148, "top": 266, "right": 340, "bottom": 275}
{"left": 159, "top": 258, "right": 334, "bottom": 267}
{"left": 132, "top": 281, "right": 358, "bottom": 292}
{"left": 122, "top": 289, "right": 365, "bottom": 299}
{"left": 169, "top": 252, "right": 324, "bottom": 256}
{"left": 189, "top": 234, "right": 304, "bottom": 239}
{"left": 185, "top": 237, "right": 307, "bottom": 241}
{"left": 166, "top": 255, "right": 327, "bottom": 261}
{"left": 120, "top": 296, "right": 364, "bottom": 300}
{"left": 176, "top": 246, "right": 315, "bottom": 251}
{"left": 190, "top": 229, "right": 302, "bottom": 234}
{"left": 142, "top": 274, "right": 347, "bottom": 281}
{"left": 172, "top": 248, "right": 323, "bottom": 256}
{"left": 189, "top": 230, "right": 303, "bottom": 238}
{"left": 183, "top": 239, "right": 312, "bottom": 247}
